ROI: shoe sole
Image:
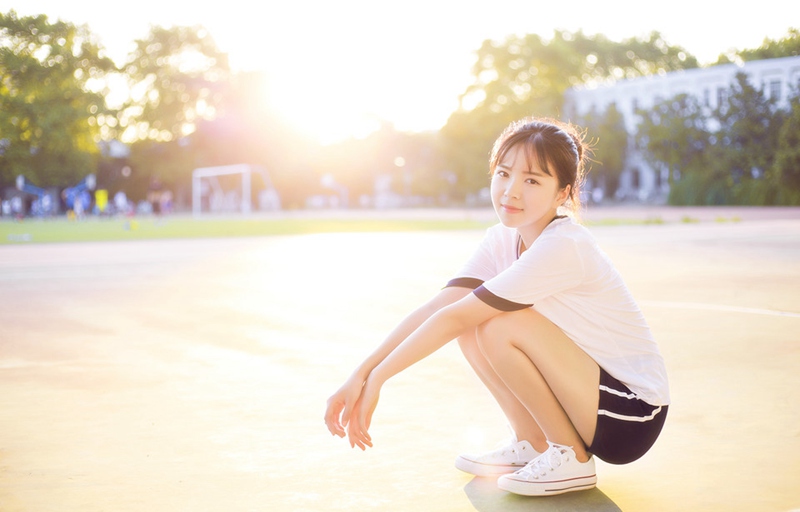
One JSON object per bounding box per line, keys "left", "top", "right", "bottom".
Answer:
{"left": 497, "top": 474, "right": 597, "bottom": 496}
{"left": 454, "top": 455, "right": 531, "bottom": 477}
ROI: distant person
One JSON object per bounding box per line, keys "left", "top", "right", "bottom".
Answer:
{"left": 113, "top": 190, "right": 129, "bottom": 216}
{"left": 147, "top": 177, "right": 163, "bottom": 215}
{"left": 73, "top": 190, "right": 90, "bottom": 219}
{"left": 10, "top": 196, "right": 23, "bottom": 219}
{"left": 159, "top": 189, "right": 173, "bottom": 215}
{"left": 325, "top": 118, "right": 669, "bottom": 497}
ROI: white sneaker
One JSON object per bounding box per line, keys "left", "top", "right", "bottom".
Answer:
{"left": 455, "top": 436, "right": 541, "bottom": 477}
{"left": 497, "top": 442, "right": 597, "bottom": 496}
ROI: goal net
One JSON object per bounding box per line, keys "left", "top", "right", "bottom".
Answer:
{"left": 191, "top": 164, "right": 280, "bottom": 216}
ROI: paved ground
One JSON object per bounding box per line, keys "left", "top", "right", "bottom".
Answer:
{"left": 1, "top": 206, "right": 799, "bottom": 511}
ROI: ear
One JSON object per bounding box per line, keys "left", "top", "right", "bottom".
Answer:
{"left": 556, "top": 184, "right": 571, "bottom": 205}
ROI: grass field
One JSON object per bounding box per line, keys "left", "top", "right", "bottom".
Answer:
{"left": 0, "top": 214, "right": 501, "bottom": 245}
{"left": 0, "top": 207, "right": 758, "bottom": 245}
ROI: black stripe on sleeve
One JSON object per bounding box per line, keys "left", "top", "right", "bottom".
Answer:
{"left": 474, "top": 285, "right": 532, "bottom": 312}
{"left": 445, "top": 277, "right": 484, "bottom": 289}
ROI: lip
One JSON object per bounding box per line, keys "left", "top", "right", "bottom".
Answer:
{"left": 501, "top": 204, "right": 523, "bottom": 213}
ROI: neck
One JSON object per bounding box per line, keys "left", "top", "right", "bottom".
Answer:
{"left": 517, "top": 212, "right": 561, "bottom": 251}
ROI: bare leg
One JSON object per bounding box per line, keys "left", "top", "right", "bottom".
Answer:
{"left": 457, "top": 330, "right": 547, "bottom": 449}
{"left": 476, "top": 308, "right": 600, "bottom": 462}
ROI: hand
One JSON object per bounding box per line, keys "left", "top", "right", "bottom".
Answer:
{"left": 347, "top": 375, "right": 381, "bottom": 450}
{"left": 324, "top": 374, "right": 364, "bottom": 439}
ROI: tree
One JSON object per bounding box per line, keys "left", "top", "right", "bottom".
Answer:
{"left": 119, "top": 24, "right": 232, "bottom": 202}
{"left": 711, "top": 72, "right": 784, "bottom": 204}
{"left": 121, "top": 25, "right": 231, "bottom": 143}
{"left": 774, "top": 90, "right": 800, "bottom": 204}
{"left": 441, "top": 30, "right": 698, "bottom": 199}
{"left": 636, "top": 73, "right": 791, "bottom": 206}
{"left": 732, "top": 28, "right": 800, "bottom": 61}
{"left": 461, "top": 30, "right": 699, "bottom": 123}
{"left": 579, "top": 102, "right": 627, "bottom": 199}
{"left": 0, "top": 10, "right": 115, "bottom": 188}
{"left": 635, "top": 93, "right": 713, "bottom": 205}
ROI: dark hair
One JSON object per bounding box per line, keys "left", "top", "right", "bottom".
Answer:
{"left": 489, "top": 117, "right": 590, "bottom": 215}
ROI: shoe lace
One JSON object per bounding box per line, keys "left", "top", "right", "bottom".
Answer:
{"left": 491, "top": 438, "right": 528, "bottom": 462}
{"left": 518, "top": 444, "right": 570, "bottom": 479}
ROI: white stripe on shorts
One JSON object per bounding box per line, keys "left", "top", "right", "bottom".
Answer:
{"left": 599, "top": 384, "right": 637, "bottom": 400}
{"left": 598, "top": 406, "right": 663, "bottom": 423}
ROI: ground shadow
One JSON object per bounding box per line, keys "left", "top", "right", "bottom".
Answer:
{"left": 464, "top": 476, "right": 621, "bottom": 512}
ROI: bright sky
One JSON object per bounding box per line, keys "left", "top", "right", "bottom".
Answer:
{"left": 3, "top": 0, "right": 797, "bottom": 144}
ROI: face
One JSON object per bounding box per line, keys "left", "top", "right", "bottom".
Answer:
{"left": 490, "top": 143, "right": 570, "bottom": 240}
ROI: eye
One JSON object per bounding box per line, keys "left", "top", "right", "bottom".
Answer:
{"left": 525, "top": 178, "right": 539, "bottom": 185}
{"left": 494, "top": 170, "right": 509, "bottom": 178}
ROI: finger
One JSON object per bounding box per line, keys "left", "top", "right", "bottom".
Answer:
{"left": 324, "top": 401, "right": 345, "bottom": 437}
{"left": 346, "top": 404, "right": 359, "bottom": 446}
{"left": 346, "top": 414, "right": 371, "bottom": 450}
{"left": 347, "top": 425, "right": 364, "bottom": 450}
{"left": 329, "top": 421, "right": 345, "bottom": 438}
{"left": 341, "top": 403, "right": 352, "bottom": 428}
{"left": 355, "top": 413, "right": 373, "bottom": 447}
{"left": 350, "top": 431, "right": 370, "bottom": 450}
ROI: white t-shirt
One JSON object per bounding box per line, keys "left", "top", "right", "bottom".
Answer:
{"left": 448, "top": 217, "right": 670, "bottom": 406}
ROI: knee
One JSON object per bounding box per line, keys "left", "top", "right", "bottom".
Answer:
{"left": 475, "top": 314, "right": 515, "bottom": 361}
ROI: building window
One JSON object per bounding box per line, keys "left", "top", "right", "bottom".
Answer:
{"left": 717, "top": 87, "right": 727, "bottom": 108}
{"left": 769, "top": 80, "right": 782, "bottom": 101}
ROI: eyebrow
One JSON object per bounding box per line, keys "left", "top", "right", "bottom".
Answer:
{"left": 524, "top": 168, "right": 547, "bottom": 176}
{"left": 497, "top": 163, "right": 547, "bottom": 176}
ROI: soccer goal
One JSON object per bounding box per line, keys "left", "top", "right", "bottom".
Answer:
{"left": 191, "top": 164, "right": 280, "bottom": 216}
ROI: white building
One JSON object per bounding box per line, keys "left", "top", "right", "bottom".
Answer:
{"left": 564, "top": 55, "right": 800, "bottom": 202}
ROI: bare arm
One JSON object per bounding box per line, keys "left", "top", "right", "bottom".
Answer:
{"left": 324, "top": 286, "right": 471, "bottom": 442}
{"left": 350, "top": 286, "right": 473, "bottom": 381}
{"left": 349, "top": 293, "right": 501, "bottom": 447}
{"left": 372, "top": 294, "right": 498, "bottom": 384}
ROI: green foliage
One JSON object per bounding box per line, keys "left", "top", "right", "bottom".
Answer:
{"left": 579, "top": 102, "right": 627, "bottom": 197}
{"left": 121, "top": 24, "right": 231, "bottom": 143}
{"left": 442, "top": 30, "right": 698, "bottom": 198}
{"left": 2, "top": 11, "right": 797, "bottom": 211}
{"left": 774, "top": 93, "right": 800, "bottom": 199}
{"left": 637, "top": 73, "right": 799, "bottom": 205}
{"left": 733, "top": 28, "right": 800, "bottom": 61}
{"left": 0, "top": 10, "right": 115, "bottom": 188}
{"left": 439, "top": 108, "right": 503, "bottom": 198}
{"left": 118, "top": 24, "right": 237, "bottom": 203}
{"left": 636, "top": 93, "right": 714, "bottom": 199}
{"left": 716, "top": 73, "right": 782, "bottom": 169}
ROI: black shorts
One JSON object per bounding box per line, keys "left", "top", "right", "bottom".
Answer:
{"left": 588, "top": 367, "right": 668, "bottom": 465}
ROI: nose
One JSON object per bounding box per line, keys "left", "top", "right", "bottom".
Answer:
{"left": 504, "top": 175, "right": 522, "bottom": 199}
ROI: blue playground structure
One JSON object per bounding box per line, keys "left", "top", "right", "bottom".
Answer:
{"left": 15, "top": 175, "right": 57, "bottom": 216}
{"left": 60, "top": 174, "right": 96, "bottom": 214}
{"left": 14, "top": 174, "right": 96, "bottom": 216}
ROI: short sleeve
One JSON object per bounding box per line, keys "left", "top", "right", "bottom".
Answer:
{"left": 444, "top": 227, "right": 500, "bottom": 289}
{"left": 478, "top": 235, "right": 585, "bottom": 309}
